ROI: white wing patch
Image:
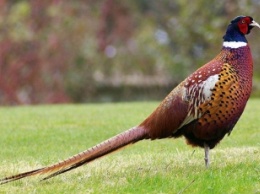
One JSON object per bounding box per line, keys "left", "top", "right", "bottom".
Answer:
{"left": 178, "top": 74, "right": 219, "bottom": 129}
{"left": 202, "top": 75, "right": 219, "bottom": 100}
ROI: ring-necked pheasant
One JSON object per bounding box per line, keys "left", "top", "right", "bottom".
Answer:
{"left": 1, "top": 16, "right": 259, "bottom": 184}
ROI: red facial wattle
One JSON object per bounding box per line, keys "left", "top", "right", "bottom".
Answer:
{"left": 238, "top": 17, "right": 252, "bottom": 34}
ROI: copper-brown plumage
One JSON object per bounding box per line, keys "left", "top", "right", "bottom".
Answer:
{"left": 1, "top": 16, "right": 259, "bottom": 184}
{"left": 0, "top": 126, "right": 148, "bottom": 184}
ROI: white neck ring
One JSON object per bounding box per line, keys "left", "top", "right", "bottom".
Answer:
{"left": 223, "top": 41, "right": 247, "bottom": 48}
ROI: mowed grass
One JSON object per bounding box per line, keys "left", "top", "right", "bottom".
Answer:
{"left": 0, "top": 99, "right": 259, "bottom": 194}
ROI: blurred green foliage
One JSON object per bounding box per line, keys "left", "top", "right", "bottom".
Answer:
{"left": 0, "top": 0, "right": 260, "bottom": 104}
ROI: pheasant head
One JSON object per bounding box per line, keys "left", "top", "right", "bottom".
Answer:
{"left": 223, "top": 16, "right": 260, "bottom": 43}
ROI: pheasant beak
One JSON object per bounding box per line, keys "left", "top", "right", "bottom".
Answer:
{"left": 250, "top": 20, "right": 260, "bottom": 29}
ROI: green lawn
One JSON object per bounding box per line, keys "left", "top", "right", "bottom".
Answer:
{"left": 0, "top": 100, "right": 259, "bottom": 194}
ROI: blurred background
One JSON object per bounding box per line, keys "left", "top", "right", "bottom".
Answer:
{"left": 0, "top": 0, "right": 260, "bottom": 105}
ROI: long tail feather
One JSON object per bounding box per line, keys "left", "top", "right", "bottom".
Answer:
{"left": 0, "top": 126, "right": 147, "bottom": 184}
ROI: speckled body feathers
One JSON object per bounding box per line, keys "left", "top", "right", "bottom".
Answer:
{"left": 141, "top": 45, "right": 253, "bottom": 148}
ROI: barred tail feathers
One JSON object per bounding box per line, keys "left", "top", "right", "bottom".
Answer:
{"left": 0, "top": 126, "right": 147, "bottom": 184}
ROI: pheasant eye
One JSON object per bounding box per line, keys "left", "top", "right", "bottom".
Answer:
{"left": 241, "top": 20, "right": 245, "bottom": 24}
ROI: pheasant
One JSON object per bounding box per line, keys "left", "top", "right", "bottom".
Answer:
{"left": 1, "top": 16, "right": 259, "bottom": 185}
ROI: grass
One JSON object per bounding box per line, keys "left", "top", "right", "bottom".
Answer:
{"left": 0, "top": 99, "right": 259, "bottom": 194}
